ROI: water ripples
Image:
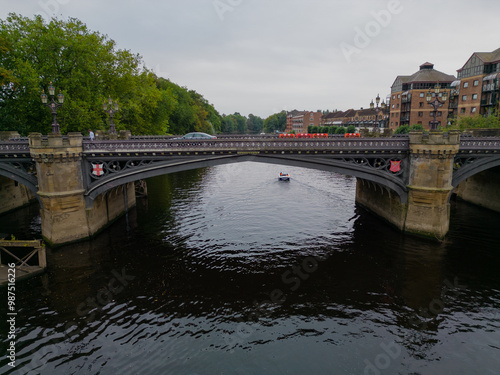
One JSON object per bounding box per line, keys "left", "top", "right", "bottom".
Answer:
{"left": 1, "top": 163, "right": 500, "bottom": 374}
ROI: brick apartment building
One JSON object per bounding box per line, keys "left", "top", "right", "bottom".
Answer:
{"left": 389, "top": 62, "right": 456, "bottom": 130}
{"left": 449, "top": 47, "right": 500, "bottom": 119}
{"left": 286, "top": 110, "right": 323, "bottom": 133}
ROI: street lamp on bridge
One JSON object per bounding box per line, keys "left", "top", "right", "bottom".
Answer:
{"left": 370, "top": 94, "right": 389, "bottom": 128}
{"left": 370, "top": 93, "right": 381, "bottom": 109}
{"left": 103, "top": 97, "right": 119, "bottom": 134}
{"left": 40, "top": 82, "right": 64, "bottom": 133}
{"left": 426, "top": 83, "right": 448, "bottom": 131}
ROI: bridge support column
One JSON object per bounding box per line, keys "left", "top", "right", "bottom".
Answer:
{"left": 29, "top": 133, "right": 135, "bottom": 245}
{"left": 355, "top": 131, "right": 460, "bottom": 240}
{"left": 404, "top": 131, "right": 460, "bottom": 239}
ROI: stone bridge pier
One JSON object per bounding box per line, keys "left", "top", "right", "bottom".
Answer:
{"left": 356, "top": 131, "right": 461, "bottom": 240}
{"left": 29, "top": 133, "right": 135, "bottom": 245}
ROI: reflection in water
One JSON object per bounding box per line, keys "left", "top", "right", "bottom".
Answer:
{"left": 0, "top": 162, "right": 499, "bottom": 374}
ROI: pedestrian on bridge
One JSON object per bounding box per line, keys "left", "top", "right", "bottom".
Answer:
{"left": 89, "top": 129, "right": 95, "bottom": 141}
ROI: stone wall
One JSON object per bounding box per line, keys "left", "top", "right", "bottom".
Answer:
{"left": 355, "top": 179, "right": 407, "bottom": 231}
{"left": 0, "top": 176, "right": 36, "bottom": 215}
{"left": 454, "top": 166, "right": 500, "bottom": 213}
{"left": 29, "top": 132, "right": 136, "bottom": 245}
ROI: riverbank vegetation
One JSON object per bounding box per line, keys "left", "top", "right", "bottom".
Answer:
{"left": 0, "top": 14, "right": 222, "bottom": 136}
{"left": 0, "top": 13, "right": 290, "bottom": 136}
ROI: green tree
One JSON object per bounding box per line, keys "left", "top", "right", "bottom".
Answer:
{"left": 246, "top": 114, "right": 264, "bottom": 134}
{"left": 456, "top": 114, "right": 500, "bottom": 130}
{"left": 346, "top": 125, "right": 356, "bottom": 133}
{"left": 394, "top": 125, "right": 410, "bottom": 134}
{"left": 0, "top": 14, "right": 150, "bottom": 134}
{"left": 263, "top": 111, "right": 286, "bottom": 133}
{"left": 0, "top": 13, "right": 219, "bottom": 136}
{"left": 335, "top": 126, "right": 346, "bottom": 134}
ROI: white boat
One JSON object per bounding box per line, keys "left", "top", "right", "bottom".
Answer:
{"left": 279, "top": 172, "right": 290, "bottom": 181}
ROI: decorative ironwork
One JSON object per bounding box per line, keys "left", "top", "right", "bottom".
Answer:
{"left": 0, "top": 140, "right": 30, "bottom": 153}
{"left": 82, "top": 137, "right": 410, "bottom": 153}
{"left": 341, "top": 157, "right": 405, "bottom": 177}
{"left": 40, "top": 82, "right": 64, "bottom": 133}
{"left": 459, "top": 137, "right": 500, "bottom": 151}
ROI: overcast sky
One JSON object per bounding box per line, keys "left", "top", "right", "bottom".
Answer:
{"left": 1, "top": 0, "right": 499, "bottom": 118}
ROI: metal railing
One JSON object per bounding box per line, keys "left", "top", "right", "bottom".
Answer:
{"left": 82, "top": 137, "right": 411, "bottom": 153}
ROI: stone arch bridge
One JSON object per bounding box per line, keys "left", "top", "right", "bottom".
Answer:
{"left": 0, "top": 132, "right": 499, "bottom": 244}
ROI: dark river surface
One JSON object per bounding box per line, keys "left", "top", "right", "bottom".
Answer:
{"left": 1, "top": 162, "right": 500, "bottom": 375}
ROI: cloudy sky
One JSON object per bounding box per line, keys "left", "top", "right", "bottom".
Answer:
{"left": 1, "top": 0, "right": 499, "bottom": 118}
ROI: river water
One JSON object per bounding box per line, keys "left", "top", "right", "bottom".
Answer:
{"left": 1, "top": 162, "right": 499, "bottom": 375}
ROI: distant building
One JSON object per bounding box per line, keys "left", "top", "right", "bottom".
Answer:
{"left": 321, "top": 105, "right": 388, "bottom": 129}
{"left": 286, "top": 110, "right": 323, "bottom": 133}
{"left": 452, "top": 47, "right": 500, "bottom": 119}
{"left": 389, "top": 62, "right": 456, "bottom": 129}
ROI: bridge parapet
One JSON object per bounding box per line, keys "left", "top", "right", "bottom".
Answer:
{"left": 82, "top": 137, "right": 410, "bottom": 154}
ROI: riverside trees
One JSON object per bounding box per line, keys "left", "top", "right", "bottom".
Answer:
{"left": 0, "top": 13, "right": 220, "bottom": 136}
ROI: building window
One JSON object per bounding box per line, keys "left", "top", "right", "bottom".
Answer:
{"left": 460, "top": 108, "right": 466, "bottom": 114}
{"left": 417, "top": 121, "right": 422, "bottom": 124}
{"left": 419, "top": 102, "right": 424, "bottom": 108}
{"left": 463, "top": 82, "right": 469, "bottom": 88}
{"left": 473, "top": 80, "right": 479, "bottom": 86}
{"left": 437, "top": 111, "right": 442, "bottom": 117}
{"left": 418, "top": 112, "right": 423, "bottom": 117}
{"left": 471, "top": 107, "right": 477, "bottom": 113}
{"left": 392, "top": 95, "right": 396, "bottom": 100}
{"left": 419, "top": 93, "right": 425, "bottom": 98}
{"left": 392, "top": 104, "right": 395, "bottom": 109}
{"left": 472, "top": 94, "right": 478, "bottom": 100}
{"left": 462, "top": 95, "right": 467, "bottom": 101}
{"left": 397, "top": 94, "right": 400, "bottom": 99}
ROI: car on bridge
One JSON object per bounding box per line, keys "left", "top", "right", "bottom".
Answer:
{"left": 177, "top": 132, "right": 217, "bottom": 140}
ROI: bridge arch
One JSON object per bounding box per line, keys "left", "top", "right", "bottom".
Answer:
{"left": 84, "top": 154, "right": 409, "bottom": 206}
{"left": 0, "top": 163, "right": 41, "bottom": 206}
{"left": 452, "top": 155, "right": 500, "bottom": 188}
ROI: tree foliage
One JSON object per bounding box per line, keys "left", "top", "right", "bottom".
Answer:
{"left": 455, "top": 114, "right": 500, "bottom": 130}
{"left": 346, "top": 125, "right": 356, "bottom": 133}
{"left": 263, "top": 111, "right": 286, "bottom": 133}
{"left": 0, "top": 13, "right": 220, "bottom": 136}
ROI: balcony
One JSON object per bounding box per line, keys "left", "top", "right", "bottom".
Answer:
{"left": 482, "top": 82, "right": 499, "bottom": 92}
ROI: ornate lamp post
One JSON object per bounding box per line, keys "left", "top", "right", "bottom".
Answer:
{"left": 103, "top": 97, "right": 119, "bottom": 134}
{"left": 370, "top": 94, "right": 386, "bottom": 128}
{"left": 370, "top": 94, "right": 381, "bottom": 109}
{"left": 426, "top": 83, "right": 448, "bottom": 130}
{"left": 40, "top": 82, "right": 64, "bottom": 133}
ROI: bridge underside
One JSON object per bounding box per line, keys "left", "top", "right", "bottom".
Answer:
{"left": 83, "top": 153, "right": 409, "bottom": 206}
{"left": 0, "top": 158, "right": 39, "bottom": 204}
